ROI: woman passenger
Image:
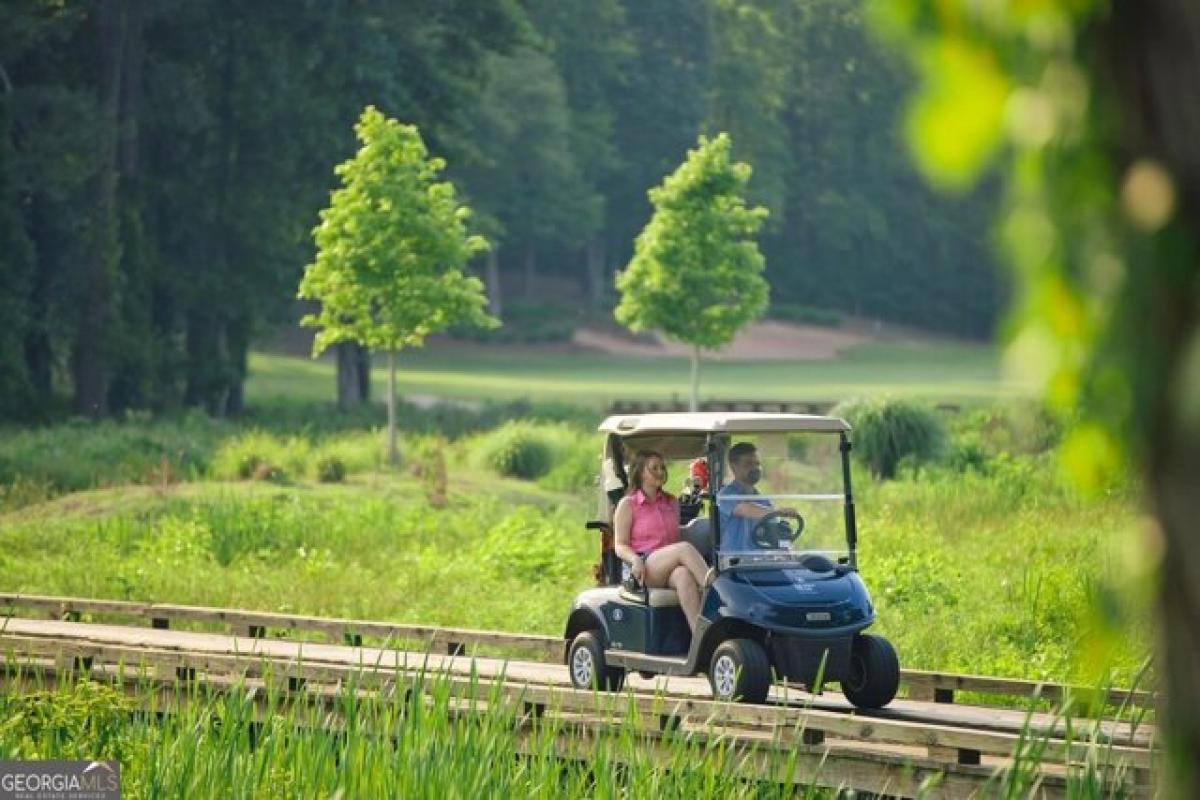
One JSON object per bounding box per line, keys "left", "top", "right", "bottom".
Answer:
{"left": 612, "top": 450, "right": 709, "bottom": 633}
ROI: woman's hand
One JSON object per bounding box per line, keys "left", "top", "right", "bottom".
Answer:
{"left": 630, "top": 555, "right": 645, "bottom": 582}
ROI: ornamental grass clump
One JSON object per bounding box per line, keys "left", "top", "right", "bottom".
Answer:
{"left": 471, "top": 422, "right": 562, "bottom": 480}
{"left": 833, "top": 397, "right": 946, "bottom": 479}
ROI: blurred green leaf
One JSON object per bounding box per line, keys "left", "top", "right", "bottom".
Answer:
{"left": 905, "top": 39, "right": 1010, "bottom": 190}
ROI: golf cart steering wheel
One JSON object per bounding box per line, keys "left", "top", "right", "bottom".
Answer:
{"left": 750, "top": 509, "right": 805, "bottom": 549}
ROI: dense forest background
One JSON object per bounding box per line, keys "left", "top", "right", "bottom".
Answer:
{"left": 0, "top": 0, "right": 1001, "bottom": 421}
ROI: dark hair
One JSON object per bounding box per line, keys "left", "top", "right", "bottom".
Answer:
{"left": 728, "top": 442, "right": 757, "bottom": 465}
{"left": 627, "top": 449, "right": 666, "bottom": 495}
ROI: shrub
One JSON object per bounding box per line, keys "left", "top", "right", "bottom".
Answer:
{"left": 538, "top": 435, "right": 599, "bottom": 493}
{"left": 0, "top": 414, "right": 221, "bottom": 492}
{"left": 471, "top": 422, "right": 563, "bottom": 480}
{"left": 950, "top": 400, "right": 1063, "bottom": 457}
{"left": 0, "top": 477, "right": 57, "bottom": 512}
{"left": 311, "top": 431, "right": 385, "bottom": 475}
{"left": 832, "top": 397, "right": 946, "bottom": 479}
{"left": 212, "top": 431, "right": 310, "bottom": 481}
{"left": 315, "top": 456, "right": 347, "bottom": 483}
{"left": 947, "top": 431, "right": 989, "bottom": 473}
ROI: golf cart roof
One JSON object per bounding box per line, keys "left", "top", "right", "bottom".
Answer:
{"left": 598, "top": 412, "right": 850, "bottom": 436}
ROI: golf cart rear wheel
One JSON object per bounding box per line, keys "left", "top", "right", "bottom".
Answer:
{"left": 841, "top": 634, "right": 899, "bottom": 709}
{"left": 708, "top": 638, "right": 771, "bottom": 704}
{"left": 567, "top": 630, "right": 625, "bottom": 692}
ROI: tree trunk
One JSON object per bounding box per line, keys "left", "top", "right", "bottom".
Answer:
{"left": 1106, "top": 1, "right": 1200, "bottom": 795}
{"left": 585, "top": 238, "right": 606, "bottom": 308}
{"left": 107, "top": 0, "right": 147, "bottom": 412}
{"left": 336, "top": 342, "right": 365, "bottom": 411}
{"left": 357, "top": 344, "right": 370, "bottom": 401}
{"left": 183, "top": 310, "right": 226, "bottom": 414}
{"left": 387, "top": 347, "right": 399, "bottom": 465}
{"left": 118, "top": 0, "right": 144, "bottom": 176}
{"left": 485, "top": 247, "right": 503, "bottom": 318}
{"left": 689, "top": 344, "right": 701, "bottom": 412}
{"left": 523, "top": 243, "right": 536, "bottom": 299}
{"left": 224, "top": 315, "right": 248, "bottom": 416}
{"left": 72, "top": 0, "right": 125, "bottom": 417}
{"left": 24, "top": 197, "right": 52, "bottom": 401}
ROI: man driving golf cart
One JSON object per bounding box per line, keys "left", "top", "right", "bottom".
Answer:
{"left": 566, "top": 412, "right": 900, "bottom": 707}
{"left": 717, "top": 441, "right": 802, "bottom": 552}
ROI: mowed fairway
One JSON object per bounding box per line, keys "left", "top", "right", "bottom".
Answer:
{"left": 247, "top": 340, "right": 1031, "bottom": 408}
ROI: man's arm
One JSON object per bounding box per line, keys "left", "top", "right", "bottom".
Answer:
{"left": 732, "top": 501, "right": 773, "bottom": 520}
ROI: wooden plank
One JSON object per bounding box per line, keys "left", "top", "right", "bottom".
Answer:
{"left": 0, "top": 593, "right": 150, "bottom": 617}
{"left": 146, "top": 603, "right": 565, "bottom": 660}
{"left": 903, "top": 669, "right": 1155, "bottom": 710}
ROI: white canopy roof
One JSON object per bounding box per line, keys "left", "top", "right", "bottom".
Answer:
{"left": 598, "top": 411, "right": 849, "bottom": 436}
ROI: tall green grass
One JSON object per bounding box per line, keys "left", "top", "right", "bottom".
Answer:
{"left": 0, "top": 400, "right": 1150, "bottom": 686}
{"left": 0, "top": 669, "right": 1147, "bottom": 798}
{"left": 0, "top": 466, "right": 1149, "bottom": 686}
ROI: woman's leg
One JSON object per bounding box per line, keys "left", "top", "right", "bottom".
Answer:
{"left": 667, "top": 565, "right": 700, "bottom": 632}
{"left": 645, "top": 544, "right": 706, "bottom": 632}
{"left": 645, "top": 541, "right": 708, "bottom": 587}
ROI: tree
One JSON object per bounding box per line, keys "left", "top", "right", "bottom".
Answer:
{"left": 614, "top": 133, "right": 768, "bottom": 410}
{"left": 874, "top": 0, "right": 1200, "bottom": 794}
{"left": 524, "top": 0, "right": 632, "bottom": 306}
{"left": 708, "top": 0, "right": 792, "bottom": 227}
{"left": 298, "top": 107, "right": 495, "bottom": 463}
{"left": 456, "top": 46, "right": 600, "bottom": 306}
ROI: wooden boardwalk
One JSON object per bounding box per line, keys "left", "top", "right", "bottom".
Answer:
{"left": 0, "top": 596, "right": 1160, "bottom": 799}
{"left": 0, "top": 592, "right": 1155, "bottom": 710}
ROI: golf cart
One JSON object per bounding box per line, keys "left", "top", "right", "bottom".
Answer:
{"left": 563, "top": 412, "right": 899, "bottom": 707}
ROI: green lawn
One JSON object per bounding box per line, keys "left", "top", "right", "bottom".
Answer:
{"left": 247, "top": 340, "right": 1032, "bottom": 408}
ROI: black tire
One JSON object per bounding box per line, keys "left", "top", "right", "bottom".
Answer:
{"left": 708, "top": 638, "right": 771, "bottom": 703}
{"left": 567, "top": 630, "right": 625, "bottom": 691}
{"left": 841, "top": 634, "right": 900, "bottom": 709}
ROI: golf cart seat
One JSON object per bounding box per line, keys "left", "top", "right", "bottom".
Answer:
{"left": 680, "top": 517, "right": 713, "bottom": 561}
{"left": 618, "top": 585, "right": 680, "bottom": 607}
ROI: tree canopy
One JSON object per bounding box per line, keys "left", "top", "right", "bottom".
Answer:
{"left": 615, "top": 133, "right": 768, "bottom": 408}
{"left": 299, "top": 107, "right": 493, "bottom": 355}
{"left": 1, "top": 0, "right": 1005, "bottom": 422}
{"left": 299, "top": 107, "right": 494, "bottom": 462}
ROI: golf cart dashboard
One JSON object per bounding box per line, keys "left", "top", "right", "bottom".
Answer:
{"left": 720, "top": 551, "right": 812, "bottom": 569}
{"left": 719, "top": 550, "right": 852, "bottom": 572}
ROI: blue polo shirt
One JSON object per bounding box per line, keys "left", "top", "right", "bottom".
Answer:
{"left": 716, "top": 480, "right": 771, "bottom": 552}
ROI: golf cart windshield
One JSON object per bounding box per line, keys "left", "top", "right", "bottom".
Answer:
{"left": 715, "top": 431, "right": 848, "bottom": 565}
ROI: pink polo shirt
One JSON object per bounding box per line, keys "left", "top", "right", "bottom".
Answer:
{"left": 629, "top": 489, "right": 680, "bottom": 554}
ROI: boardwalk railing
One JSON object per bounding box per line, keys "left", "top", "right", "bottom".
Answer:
{"left": 0, "top": 592, "right": 1154, "bottom": 710}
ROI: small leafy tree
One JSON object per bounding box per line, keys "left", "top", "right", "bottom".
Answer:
{"left": 615, "top": 133, "right": 769, "bottom": 410}
{"left": 299, "top": 107, "right": 495, "bottom": 463}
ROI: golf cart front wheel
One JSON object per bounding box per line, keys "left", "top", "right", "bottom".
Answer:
{"left": 567, "top": 630, "right": 625, "bottom": 692}
{"left": 841, "top": 634, "right": 899, "bottom": 709}
{"left": 708, "top": 638, "right": 771, "bottom": 704}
